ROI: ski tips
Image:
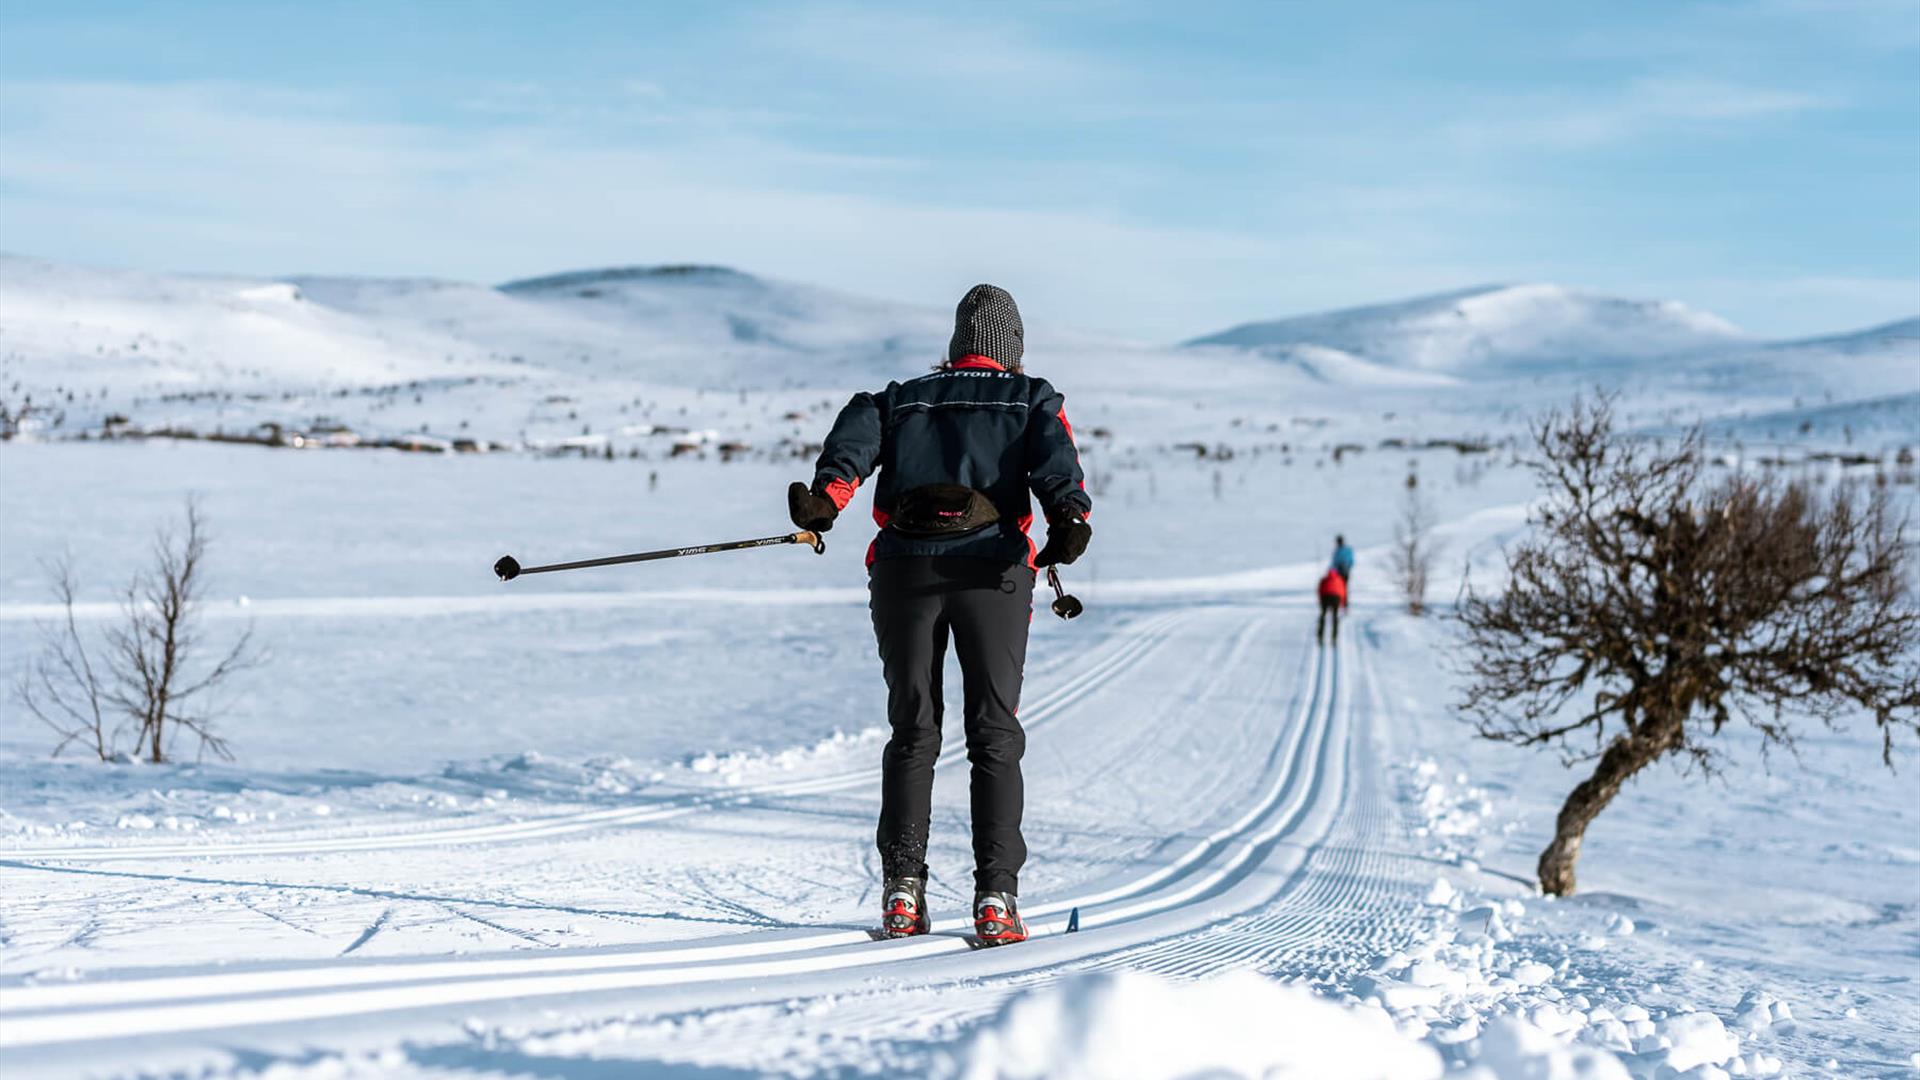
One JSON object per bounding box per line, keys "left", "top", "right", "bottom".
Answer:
{"left": 493, "top": 555, "right": 521, "bottom": 581}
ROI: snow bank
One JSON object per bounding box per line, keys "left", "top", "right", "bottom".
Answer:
{"left": 947, "top": 970, "right": 1441, "bottom": 1080}
{"left": 678, "top": 725, "right": 886, "bottom": 785}
{"left": 1365, "top": 753, "right": 1798, "bottom": 1080}
{"left": 1465, "top": 1017, "right": 1631, "bottom": 1079}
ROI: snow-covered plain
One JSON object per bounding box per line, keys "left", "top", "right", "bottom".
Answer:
{"left": 1, "top": 255, "right": 1916, "bottom": 1078}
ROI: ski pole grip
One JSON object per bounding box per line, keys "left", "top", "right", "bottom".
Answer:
{"left": 1046, "top": 565, "right": 1083, "bottom": 620}
{"left": 794, "top": 530, "right": 827, "bottom": 554}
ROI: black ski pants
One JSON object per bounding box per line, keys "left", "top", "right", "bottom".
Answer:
{"left": 1318, "top": 595, "right": 1342, "bottom": 643}
{"left": 869, "top": 555, "right": 1033, "bottom": 895}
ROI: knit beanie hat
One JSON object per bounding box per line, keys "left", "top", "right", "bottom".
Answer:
{"left": 947, "top": 284, "right": 1024, "bottom": 370}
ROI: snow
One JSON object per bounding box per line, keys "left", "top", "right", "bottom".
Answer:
{"left": 1188, "top": 283, "right": 1748, "bottom": 372}
{"left": 0, "top": 252, "right": 1915, "bottom": 1078}
{"left": 948, "top": 970, "right": 1442, "bottom": 1080}
{"left": 1217, "top": 341, "right": 1466, "bottom": 388}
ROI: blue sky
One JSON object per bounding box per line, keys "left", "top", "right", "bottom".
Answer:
{"left": 1, "top": 0, "right": 1915, "bottom": 340}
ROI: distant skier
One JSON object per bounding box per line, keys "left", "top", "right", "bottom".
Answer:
{"left": 1317, "top": 567, "right": 1348, "bottom": 644}
{"left": 1331, "top": 534, "right": 1355, "bottom": 585}
{"left": 786, "top": 284, "right": 1091, "bottom": 946}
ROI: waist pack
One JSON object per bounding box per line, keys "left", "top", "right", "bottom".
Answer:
{"left": 888, "top": 484, "right": 1002, "bottom": 537}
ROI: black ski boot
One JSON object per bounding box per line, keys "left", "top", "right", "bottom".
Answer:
{"left": 973, "top": 890, "right": 1027, "bottom": 946}
{"left": 881, "top": 876, "right": 930, "bottom": 938}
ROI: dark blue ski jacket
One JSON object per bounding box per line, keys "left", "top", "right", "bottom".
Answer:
{"left": 810, "top": 356, "right": 1092, "bottom": 566}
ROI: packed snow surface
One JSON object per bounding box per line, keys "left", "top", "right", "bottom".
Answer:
{"left": 0, "top": 253, "right": 1916, "bottom": 1078}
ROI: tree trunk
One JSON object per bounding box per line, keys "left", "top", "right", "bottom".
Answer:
{"left": 1537, "top": 720, "right": 1677, "bottom": 895}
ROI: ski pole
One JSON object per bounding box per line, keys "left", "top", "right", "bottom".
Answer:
{"left": 1046, "top": 565, "right": 1083, "bottom": 620}
{"left": 494, "top": 530, "right": 826, "bottom": 581}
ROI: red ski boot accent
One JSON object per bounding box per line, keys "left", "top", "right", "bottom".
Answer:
{"left": 881, "top": 878, "right": 930, "bottom": 939}
{"left": 973, "top": 891, "right": 1027, "bottom": 946}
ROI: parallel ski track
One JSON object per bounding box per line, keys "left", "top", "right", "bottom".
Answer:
{"left": 0, "top": 609, "right": 1192, "bottom": 864}
{"left": 632, "top": 622, "right": 1421, "bottom": 1060}
{"left": 1102, "top": 635, "right": 1428, "bottom": 982}
{"left": 0, "top": 610, "right": 1343, "bottom": 1054}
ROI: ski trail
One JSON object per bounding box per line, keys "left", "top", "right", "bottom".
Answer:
{"left": 741, "top": 623, "right": 1432, "bottom": 1060}
{"left": 0, "top": 609, "right": 1192, "bottom": 864}
{"left": 0, "top": 610, "right": 1342, "bottom": 1053}
{"left": 338, "top": 908, "right": 394, "bottom": 957}
{"left": 237, "top": 898, "right": 323, "bottom": 940}
{"left": 1093, "top": 631, "right": 1424, "bottom": 982}
{"left": 438, "top": 905, "right": 557, "bottom": 949}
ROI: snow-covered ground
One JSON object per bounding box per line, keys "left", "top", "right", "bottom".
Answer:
{"left": 0, "top": 255, "right": 1916, "bottom": 1078}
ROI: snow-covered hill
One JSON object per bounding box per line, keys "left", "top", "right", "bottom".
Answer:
{"left": 1771, "top": 314, "right": 1920, "bottom": 356}
{"left": 0, "top": 254, "right": 950, "bottom": 396}
{"left": 1184, "top": 283, "right": 1919, "bottom": 445}
{"left": 296, "top": 263, "right": 954, "bottom": 387}
{"left": 1193, "top": 341, "right": 1464, "bottom": 389}
{"left": 0, "top": 254, "right": 974, "bottom": 454}
{"left": 0, "top": 255, "right": 504, "bottom": 389}
{"left": 0, "top": 254, "right": 1449, "bottom": 454}
{"left": 3, "top": 254, "right": 1915, "bottom": 454}
{"left": 1187, "top": 283, "right": 1749, "bottom": 372}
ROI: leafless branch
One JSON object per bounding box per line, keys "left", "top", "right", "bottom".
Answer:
{"left": 1390, "top": 472, "right": 1441, "bottom": 615}
{"left": 1454, "top": 394, "right": 1919, "bottom": 894}
{"left": 11, "top": 499, "right": 262, "bottom": 763}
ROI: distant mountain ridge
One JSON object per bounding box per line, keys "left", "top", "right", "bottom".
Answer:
{"left": 499, "top": 265, "right": 754, "bottom": 293}
{"left": 1, "top": 253, "right": 1913, "bottom": 431}
{"left": 1766, "top": 315, "right": 1920, "bottom": 354}
{"left": 1187, "top": 283, "right": 1751, "bottom": 372}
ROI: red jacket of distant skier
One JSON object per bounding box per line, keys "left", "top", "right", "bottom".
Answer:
{"left": 1318, "top": 569, "right": 1348, "bottom": 606}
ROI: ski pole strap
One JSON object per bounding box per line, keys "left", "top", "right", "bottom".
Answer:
{"left": 495, "top": 530, "right": 824, "bottom": 580}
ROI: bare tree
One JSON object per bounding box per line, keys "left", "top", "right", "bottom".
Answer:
{"left": 1390, "top": 471, "right": 1440, "bottom": 615}
{"left": 13, "top": 500, "right": 261, "bottom": 763}
{"left": 16, "top": 558, "right": 118, "bottom": 759}
{"left": 1457, "top": 397, "right": 1919, "bottom": 895}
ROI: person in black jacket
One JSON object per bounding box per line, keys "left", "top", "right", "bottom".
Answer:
{"left": 787, "top": 284, "right": 1091, "bottom": 946}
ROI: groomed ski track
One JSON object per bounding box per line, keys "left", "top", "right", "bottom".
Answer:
{"left": 0, "top": 603, "right": 1437, "bottom": 1076}
{"left": 0, "top": 609, "right": 1193, "bottom": 864}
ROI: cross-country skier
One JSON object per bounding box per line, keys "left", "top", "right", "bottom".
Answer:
{"left": 1317, "top": 567, "right": 1348, "bottom": 645}
{"left": 786, "top": 284, "right": 1092, "bottom": 947}
{"left": 1331, "top": 534, "right": 1355, "bottom": 584}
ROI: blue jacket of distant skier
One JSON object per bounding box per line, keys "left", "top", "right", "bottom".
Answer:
{"left": 810, "top": 356, "right": 1092, "bottom": 566}
{"left": 1332, "top": 544, "right": 1355, "bottom": 577}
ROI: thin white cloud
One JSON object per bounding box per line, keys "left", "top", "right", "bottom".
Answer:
{"left": 1443, "top": 76, "right": 1838, "bottom": 151}
{"left": 0, "top": 78, "right": 1904, "bottom": 342}
{"left": 1758, "top": 0, "right": 1920, "bottom": 47}
{"left": 738, "top": 3, "right": 1110, "bottom": 91}
{"left": 1753, "top": 275, "right": 1920, "bottom": 311}
{"left": 1629, "top": 77, "right": 1835, "bottom": 119}
{"left": 2, "top": 78, "right": 1450, "bottom": 341}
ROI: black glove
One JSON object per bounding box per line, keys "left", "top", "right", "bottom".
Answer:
{"left": 788, "top": 481, "right": 839, "bottom": 532}
{"left": 1035, "top": 511, "right": 1091, "bottom": 567}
